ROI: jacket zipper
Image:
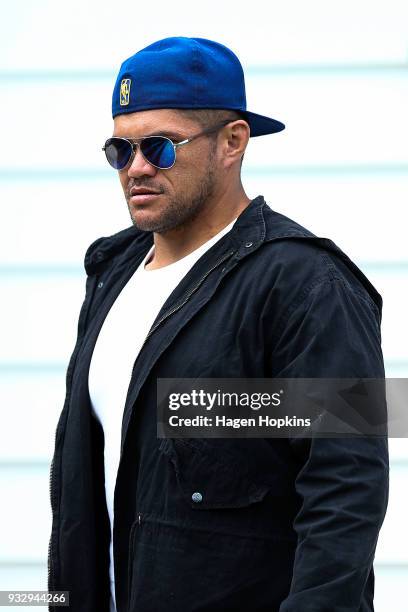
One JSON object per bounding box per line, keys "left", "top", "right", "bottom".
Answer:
{"left": 47, "top": 457, "right": 55, "bottom": 589}
{"left": 120, "top": 247, "right": 236, "bottom": 454}
{"left": 138, "top": 248, "right": 235, "bottom": 358}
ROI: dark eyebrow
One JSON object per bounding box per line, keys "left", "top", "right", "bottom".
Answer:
{"left": 146, "top": 130, "right": 185, "bottom": 139}
{"left": 112, "top": 130, "right": 185, "bottom": 141}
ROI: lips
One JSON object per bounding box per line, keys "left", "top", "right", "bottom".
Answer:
{"left": 130, "top": 187, "right": 161, "bottom": 197}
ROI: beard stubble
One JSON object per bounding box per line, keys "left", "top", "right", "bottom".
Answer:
{"left": 127, "top": 143, "right": 218, "bottom": 234}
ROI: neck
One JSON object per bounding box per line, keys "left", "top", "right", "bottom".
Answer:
{"left": 144, "top": 185, "right": 251, "bottom": 270}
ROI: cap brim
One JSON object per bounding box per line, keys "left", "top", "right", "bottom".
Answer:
{"left": 239, "top": 110, "right": 285, "bottom": 137}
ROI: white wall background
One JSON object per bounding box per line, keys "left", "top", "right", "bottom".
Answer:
{"left": 0, "top": 1, "right": 407, "bottom": 610}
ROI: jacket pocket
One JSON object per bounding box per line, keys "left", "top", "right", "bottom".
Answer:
{"left": 158, "top": 437, "right": 271, "bottom": 510}
{"left": 127, "top": 515, "right": 140, "bottom": 607}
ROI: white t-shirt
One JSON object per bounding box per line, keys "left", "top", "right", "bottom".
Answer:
{"left": 88, "top": 217, "right": 237, "bottom": 612}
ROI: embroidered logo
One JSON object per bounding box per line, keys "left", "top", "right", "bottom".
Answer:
{"left": 120, "top": 78, "right": 131, "bottom": 106}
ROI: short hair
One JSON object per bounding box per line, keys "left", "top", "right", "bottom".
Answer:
{"left": 177, "top": 108, "right": 247, "bottom": 168}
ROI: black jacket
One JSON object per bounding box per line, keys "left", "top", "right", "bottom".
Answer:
{"left": 48, "top": 195, "right": 389, "bottom": 612}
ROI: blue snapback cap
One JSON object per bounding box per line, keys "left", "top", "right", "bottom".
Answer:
{"left": 112, "top": 37, "right": 285, "bottom": 137}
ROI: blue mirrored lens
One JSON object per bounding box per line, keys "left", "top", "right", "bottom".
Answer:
{"left": 141, "top": 137, "right": 175, "bottom": 168}
{"left": 105, "top": 138, "right": 132, "bottom": 170}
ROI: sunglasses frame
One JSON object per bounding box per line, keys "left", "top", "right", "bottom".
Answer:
{"left": 102, "top": 118, "right": 239, "bottom": 171}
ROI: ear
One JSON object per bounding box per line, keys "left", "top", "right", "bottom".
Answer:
{"left": 221, "top": 120, "right": 250, "bottom": 169}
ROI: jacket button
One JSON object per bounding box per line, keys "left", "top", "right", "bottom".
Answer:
{"left": 191, "top": 492, "right": 203, "bottom": 503}
{"left": 98, "top": 281, "right": 104, "bottom": 289}
{"left": 245, "top": 242, "right": 253, "bottom": 248}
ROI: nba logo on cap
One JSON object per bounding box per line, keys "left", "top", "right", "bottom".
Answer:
{"left": 120, "top": 78, "right": 131, "bottom": 106}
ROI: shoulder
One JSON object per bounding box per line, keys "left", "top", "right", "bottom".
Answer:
{"left": 259, "top": 205, "right": 382, "bottom": 318}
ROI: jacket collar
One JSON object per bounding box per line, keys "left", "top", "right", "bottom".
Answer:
{"left": 84, "top": 194, "right": 382, "bottom": 312}
{"left": 227, "top": 194, "right": 317, "bottom": 258}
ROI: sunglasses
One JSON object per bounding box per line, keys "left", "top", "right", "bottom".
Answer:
{"left": 102, "top": 118, "right": 237, "bottom": 171}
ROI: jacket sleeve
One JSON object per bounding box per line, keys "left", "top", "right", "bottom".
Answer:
{"left": 267, "top": 277, "right": 389, "bottom": 612}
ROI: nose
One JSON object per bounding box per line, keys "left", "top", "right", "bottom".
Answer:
{"left": 127, "top": 143, "right": 157, "bottom": 178}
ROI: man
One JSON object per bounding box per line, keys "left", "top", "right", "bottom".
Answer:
{"left": 47, "top": 37, "right": 389, "bottom": 612}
